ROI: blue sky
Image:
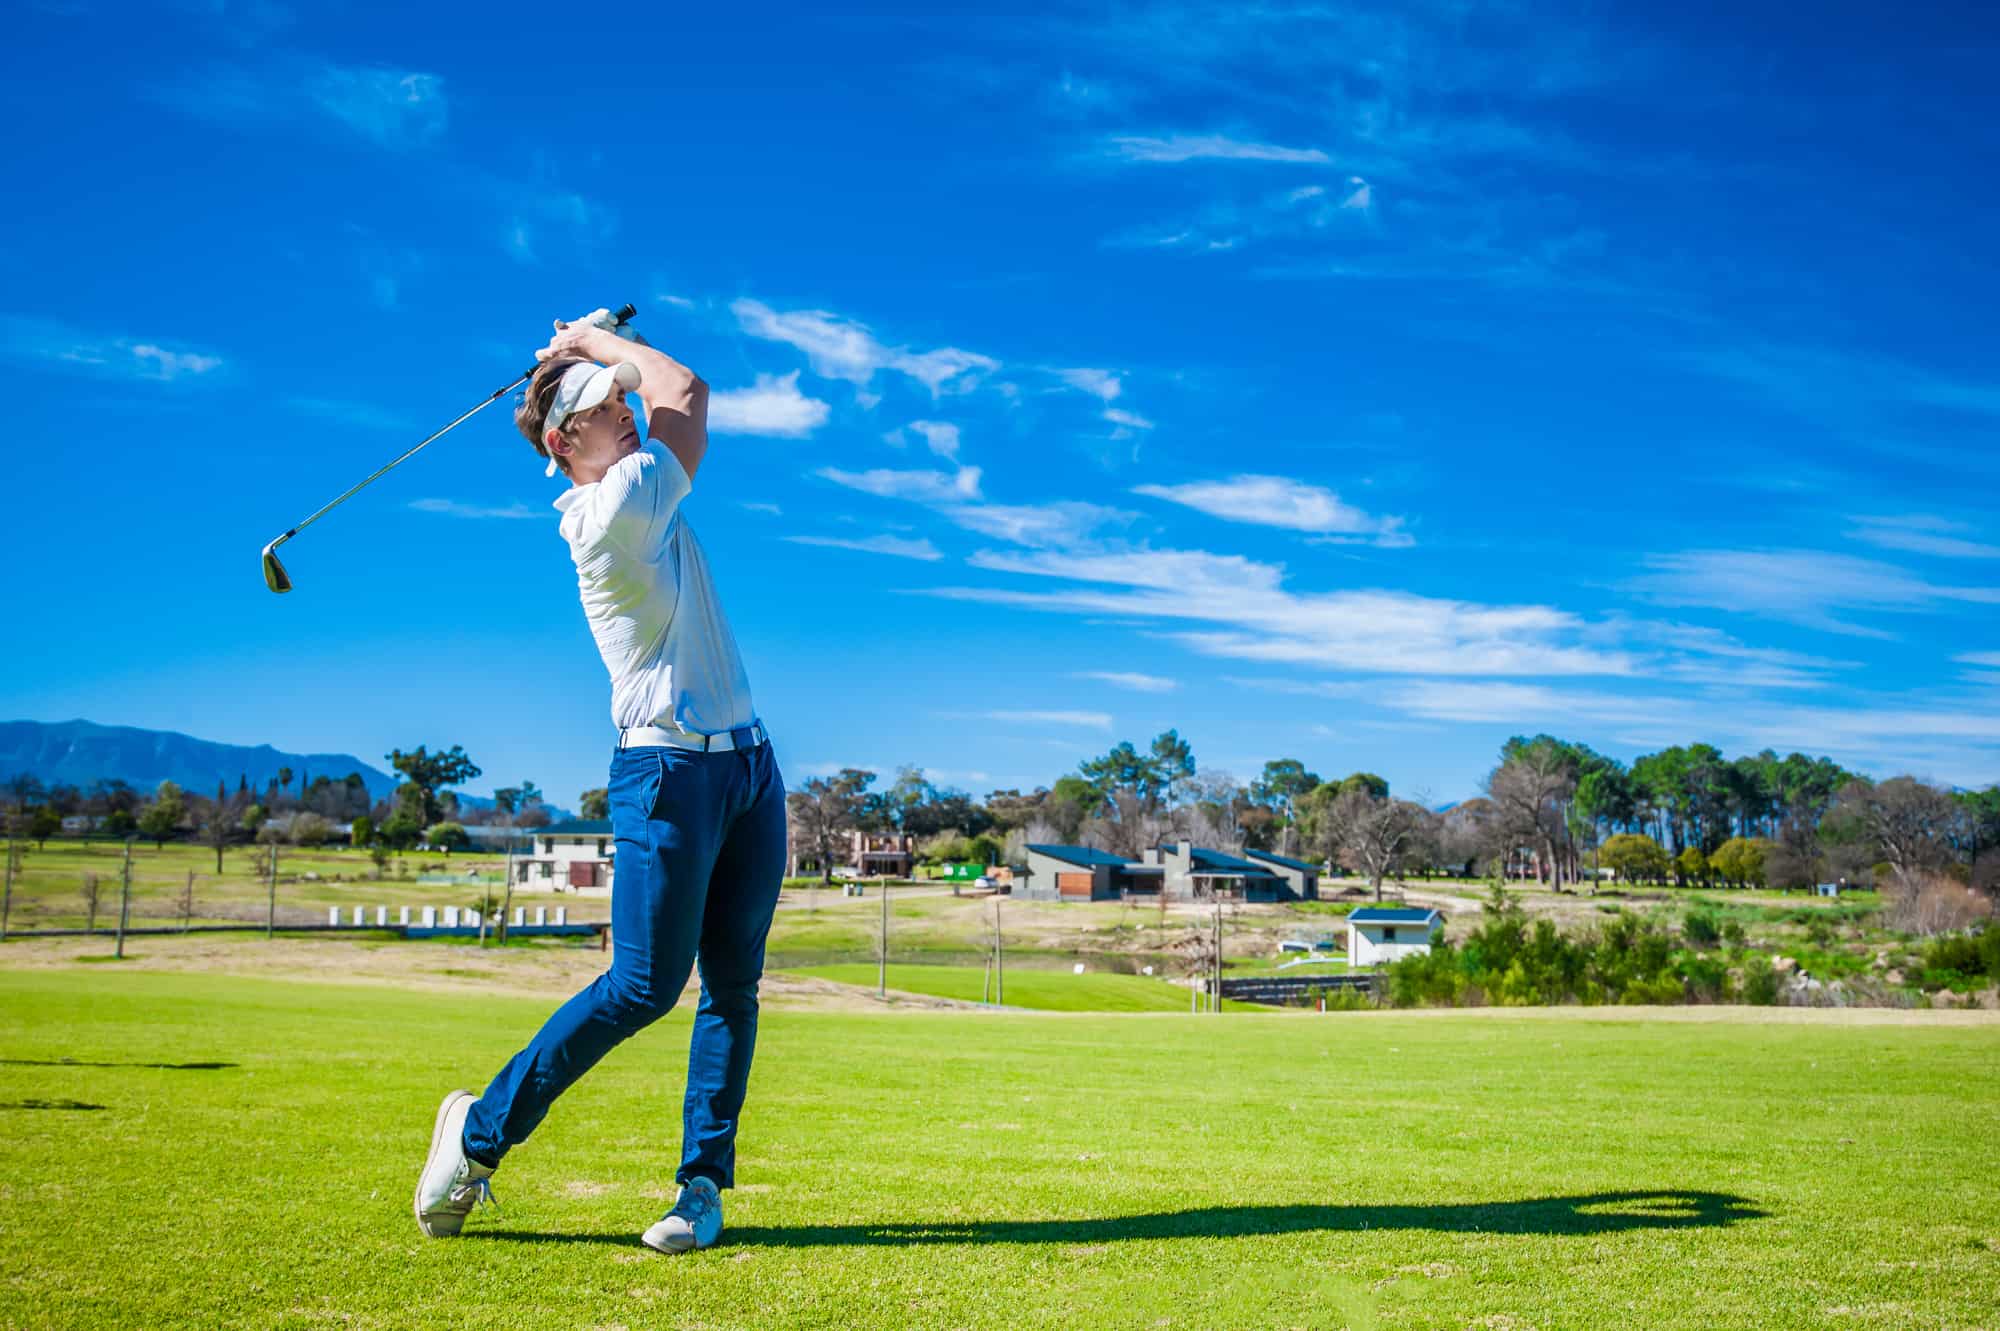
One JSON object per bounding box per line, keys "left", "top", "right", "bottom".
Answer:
{"left": 5, "top": 0, "right": 1999, "bottom": 809}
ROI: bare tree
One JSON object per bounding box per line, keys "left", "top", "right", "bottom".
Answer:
{"left": 1828, "top": 777, "right": 1958, "bottom": 876}
{"left": 1320, "top": 790, "right": 1429, "bottom": 901}
{"left": 1881, "top": 869, "right": 1993, "bottom": 936}
{"left": 785, "top": 769, "right": 875, "bottom": 884}
{"left": 80, "top": 872, "right": 101, "bottom": 933}
{"left": 1486, "top": 750, "right": 1579, "bottom": 887}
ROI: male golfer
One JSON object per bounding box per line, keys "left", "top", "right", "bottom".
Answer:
{"left": 414, "top": 309, "right": 785, "bottom": 1253}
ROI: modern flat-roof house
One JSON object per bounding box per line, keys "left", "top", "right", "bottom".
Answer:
{"left": 1241, "top": 848, "right": 1322, "bottom": 900}
{"left": 789, "top": 829, "right": 916, "bottom": 879}
{"left": 1020, "top": 844, "right": 1144, "bottom": 900}
{"left": 1141, "top": 841, "right": 1309, "bottom": 902}
{"left": 1347, "top": 906, "right": 1442, "bottom": 966}
{"left": 509, "top": 820, "right": 614, "bottom": 894}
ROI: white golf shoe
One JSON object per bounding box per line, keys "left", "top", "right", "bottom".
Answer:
{"left": 642, "top": 1177, "right": 722, "bottom": 1253}
{"left": 414, "top": 1089, "right": 497, "bottom": 1237}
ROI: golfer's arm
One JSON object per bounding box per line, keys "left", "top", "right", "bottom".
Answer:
{"left": 617, "top": 332, "right": 709, "bottom": 479}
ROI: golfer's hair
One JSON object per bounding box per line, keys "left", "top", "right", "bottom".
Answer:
{"left": 516, "top": 356, "right": 592, "bottom": 475}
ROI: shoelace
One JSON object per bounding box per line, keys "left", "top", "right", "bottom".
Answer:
{"left": 669, "top": 1186, "right": 714, "bottom": 1223}
{"left": 449, "top": 1176, "right": 499, "bottom": 1213}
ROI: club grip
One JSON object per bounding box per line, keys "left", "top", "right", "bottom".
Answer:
{"left": 611, "top": 303, "right": 637, "bottom": 324}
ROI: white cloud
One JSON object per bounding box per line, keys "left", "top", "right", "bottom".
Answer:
{"left": 502, "top": 220, "right": 535, "bottom": 263}
{"left": 1106, "top": 134, "right": 1330, "bottom": 164}
{"left": 731, "top": 298, "right": 997, "bottom": 394}
{"left": 1057, "top": 368, "right": 1123, "bottom": 402}
{"left": 782, "top": 534, "right": 943, "bottom": 562}
{"left": 1631, "top": 549, "right": 2000, "bottom": 637}
{"left": 1073, "top": 671, "right": 1178, "bottom": 693}
{"left": 943, "top": 501, "right": 1134, "bottom": 549}
{"left": 906, "top": 419, "right": 961, "bottom": 460}
{"left": 0, "top": 315, "right": 226, "bottom": 384}
{"left": 934, "top": 545, "right": 1631, "bottom": 678}
{"left": 741, "top": 501, "right": 783, "bottom": 516}
{"left": 1956, "top": 652, "right": 2000, "bottom": 669}
{"left": 307, "top": 65, "right": 446, "bottom": 147}
{"left": 818, "top": 465, "right": 983, "bottom": 504}
{"left": 947, "top": 709, "right": 1115, "bottom": 730}
{"left": 1848, "top": 515, "right": 2000, "bottom": 560}
{"left": 1339, "top": 178, "right": 1374, "bottom": 212}
{"left": 129, "top": 344, "right": 223, "bottom": 379}
{"left": 1133, "top": 474, "right": 1410, "bottom": 547}
{"left": 708, "top": 372, "right": 831, "bottom": 438}
{"left": 409, "top": 498, "right": 539, "bottom": 520}
{"left": 1103, "top": 407, "right": 1155, "bottom": 431}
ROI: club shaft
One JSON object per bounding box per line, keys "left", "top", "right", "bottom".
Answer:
{"left": 278, "top": 373, "right": 532, "bottom": 543}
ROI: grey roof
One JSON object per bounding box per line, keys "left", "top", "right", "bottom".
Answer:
{"left": 1026, "top": 844, "right": 1131, "bottom": 868}
{"left": 1243, "top": 848, "right": 1321, "bottom": 873}
{"left": 539, "top": 819, "right": 613, "bottom": 836}
{"left": 1188, "top": 847, "right": 1278, "bottom": 876}
{"left": 1348, "top": 907, "right": 1442, "bottom": 925}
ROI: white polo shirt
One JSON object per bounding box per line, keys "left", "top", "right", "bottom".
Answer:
{"left": 552, "top": 443, "right": 756, "bottom": 735}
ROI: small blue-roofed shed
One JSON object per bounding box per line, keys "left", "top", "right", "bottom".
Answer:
{"left": 1347, "top": 906, "right": 1443, "bottom": 966}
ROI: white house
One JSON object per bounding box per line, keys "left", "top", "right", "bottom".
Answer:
{"left": 1813, "top": 882, "right": 1843, "bottom": 898}
{"left": 508, "top": 819, "right": 614, "bottom": 895}
{"left": 1347, "top": 906, "right": 1443, "bottom": 966}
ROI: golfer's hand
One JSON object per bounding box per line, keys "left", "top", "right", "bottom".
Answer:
{"left": 536, "top": 318, "right": 620, "bottom": 364}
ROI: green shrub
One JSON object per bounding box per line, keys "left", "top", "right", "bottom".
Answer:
{"left": 1923, "top": 930, "right": 1999, "bottom": 980}
{"left": 1739, "top": 953, "right": 1779, "bottom": 1006}
{"left": 1684, "top": 911, "right": 1721, "bottom": 947}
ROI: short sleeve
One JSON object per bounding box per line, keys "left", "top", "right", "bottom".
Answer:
{"left": 593, "top": 444, "right": 691, "bottom": 558}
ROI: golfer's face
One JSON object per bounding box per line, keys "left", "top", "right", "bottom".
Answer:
{"left": 570, "top": 393, "right": 641, "bottom": 467}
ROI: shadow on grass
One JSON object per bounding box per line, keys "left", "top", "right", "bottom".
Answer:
{"left": 0, "top": 1099, "right": 108, "bottom": 1111}
{"left": 477, "top": 1190, "right": 1765, "bottom": 1249}
{"left": 0, "top": 1059, "right": 236, "bottom": 1070}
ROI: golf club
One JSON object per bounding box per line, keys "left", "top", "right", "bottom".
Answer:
{"left": 260, "top": 302, "right": 638, "bottom": 593}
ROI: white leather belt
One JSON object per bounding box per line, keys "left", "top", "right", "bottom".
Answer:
{"left": 618, "top": 721, "right": 768, "bottom": 752}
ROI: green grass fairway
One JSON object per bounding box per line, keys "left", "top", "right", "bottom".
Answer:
{"left": 787, "top": 961, "right": 1199, "bottom": 1011}
{"left": 3, "top": 970, "right": 1997, "bottom": 1329}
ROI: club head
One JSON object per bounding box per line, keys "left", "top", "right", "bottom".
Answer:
{"left": 261, "top": 541, "right": 293, "bottom": 594}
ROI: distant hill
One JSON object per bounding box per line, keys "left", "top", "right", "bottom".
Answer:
{"left": 0, "top": 719, "right": 573, "bottom": 819}
{"left": 0, "top": 719, "right": 401, "bottom": 799}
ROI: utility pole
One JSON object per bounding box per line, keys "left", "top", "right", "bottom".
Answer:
{"left": 993, "top": 893, "right": 1004, "bottom": 1007}
{"left": 1212, "top": 898, "right": 1223, "bottom": 1014}
{"left": 1, "top": 828, "right": 16, "bottom": 942}
{"left": 115, "top": 839, "right": 133, "bottom": 960}
{"left": 878, "top": 876, "right": 889, "bottom": 999}
{"left": 265, "top": 839, "right": 279, "bottom": 940}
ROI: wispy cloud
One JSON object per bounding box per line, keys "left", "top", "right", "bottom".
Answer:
{"left": 904, "top": 420, "right": 961, "bottom": 460}
{"left": 1056, "top": 367, "right": 1123, "bottom": 402}
{"left": 1106, "top": 133, "right": 1329, "bottom": 164}
{"left": 1848, "top": 515, "right": 2000, "bottom": 560}
{"left": 1133, "top": 474, "right": 1411, "bottom": 547}
{"left": 818, "top": 465, "right": 983, "bottom": 504}
{"left": 1956, "top": 652, "right": 2000, "bottom": 669}
{"left": 1073, "top": 671, "right": 1178, "bottom": 693}
{"left": 944, "top": 501, "right": 1134, "bottom": 549}
{"left": 307, "top": 66, "right": 446, "bottom": 147}
{"left": 783, "top": 534, "right": 943, "bottom": 562}
{"left": 1630, "top": 549, "right": 2000, "bottom": 637}
{"left": 932, "top": 545, "right": 1632, "bottom": 678}
{"left": 741, "top": 501, "right": 783, "bottom": 516}
{"left": 708, "top": 372, "right": 830, "bottom": 438}
{"left": 731, "top": 299, "right": 997, "bottom": 395}
{"left": 151, "top": 59, "right": 446, "bottom": 149}
{"left": 409, "top": 498, "right": 539, "bottom": 520}
{"left": 945, "top": 709, "right": 1115, "bottom": 730}
{"left": 0, "top": 314, "right": 225, "bottom": 383}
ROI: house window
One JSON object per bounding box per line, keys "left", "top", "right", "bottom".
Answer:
{"left": 598, "top": 839, "right": 608, "bottom": 857}
{"left": 538, "top": 862, "right": 551, "bottom": 879}
{"left": 1381, "top": 928, "right": 1395, "bottom": 944}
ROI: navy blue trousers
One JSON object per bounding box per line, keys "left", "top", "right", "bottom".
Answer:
{"left": 462, "top": 741, "right": 786, "bottom": 1188}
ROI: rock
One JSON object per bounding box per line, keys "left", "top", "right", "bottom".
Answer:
{"left": 1930, "top": 989, "right": 1966, "bottom": 1010}
{"left": 1885, "top": 968, "right": 1905, "bottom": 986}
{"left": 1773, "top": 956, "right": 1798, "bottom": 974}
{"left": 1977, "top": 987, "right": 2000, "bottom": 1012}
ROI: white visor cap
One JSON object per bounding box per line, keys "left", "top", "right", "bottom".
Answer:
{"left": 544, "top": 361, "right": 642, "bottom": 476}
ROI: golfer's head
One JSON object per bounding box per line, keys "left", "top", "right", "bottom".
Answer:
{"left": 517, "top": 357, "right": 642, "bottom": 485}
